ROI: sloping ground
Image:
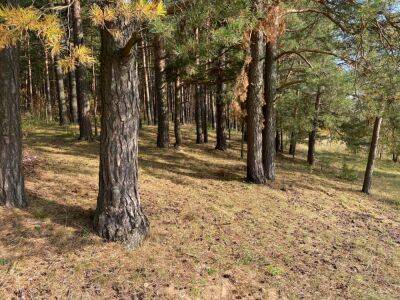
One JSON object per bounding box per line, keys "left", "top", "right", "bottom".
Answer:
{"left": 0, "top": 122, "right": 399, "bottom": 299}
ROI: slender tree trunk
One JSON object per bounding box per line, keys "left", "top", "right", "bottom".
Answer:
{"left": 0, "top": 13, "right": 27, "bottom": 207}
{"left": 92, "top": 63, "right": 98, "bottom": 136}
{"left": 54, "top": 54, "right": 68, "bottom": 126}
{"left": 44, "top": 50, "right": 53, "bottom": 122}
{"left": 307, "top": 87, "right": 322, "bottom": 165}
{"left": 263, "top": 41, "right": 276, "bottom": 180}
{"left": 215, "top": 54, "right": 227, "bottom": 151}
{"left": 289, "top": 131, "right": 297, "bottom": 157}
{"left": 95, "top": 27, "right": 149, "bottom": 249}
{"left": 195, "top": 85, "right": 203, "bottom": 144}
{"left": 26, "top": 39, "right": 33, "bottom": 112}
{"left": 174, "top": 79, "right": 182, "bottom": 148}
{"left": 202, "top": 88, "right": 208, "bottom": 143}
{"left": 362, "top": 116, "right": 383, "bottom": 194}
{"left": 246, "top": 25, "right": 265, "bottom": 183}
{"left": 153, "top": 35, "right": 169, "bottom": 148}
{"left": 141, "top": 39, "right": 152, "bottom": 125}
{"left": 275, "top": 130, "right": 281, "bottom": 153}
{"left": 68, "top": 70, "right": 79, "bottom": 123}
{"left": 72, "top": 0, "right": 92, "bottom": 140}
{"left": 210, "top": 89, "right": 215, "bottom": 130}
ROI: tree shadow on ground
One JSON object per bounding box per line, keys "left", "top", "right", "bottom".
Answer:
{"left": 0, "top": 194, "right": 97, "bottom": 260}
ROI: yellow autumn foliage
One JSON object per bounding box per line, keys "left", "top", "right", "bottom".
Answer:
{"left": 0, "top": 5, "right": 62, "bottom": 55}
{"left": 59, "top": 45, "right": 96, "bottom": 73}
{"left": 90, "top": 0, "right": 166, "bottom": 28}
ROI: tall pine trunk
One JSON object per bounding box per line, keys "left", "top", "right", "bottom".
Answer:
{"left": 0, "top": 9, "right": 27, "bottom": 207}
{"left": 215, "top": 54, "right": 227, "bottom": 151}
{"left": 362, "top": 116, "right": 383, "bottom": 194}
{"left": 72, "top": 0, "right": 92, "bottom": 140}
{"left": 26, "top": 39, "right": 33, "bottom": 112}
{"left": 289, "top": 131, "right": 297, "bottom": 157}
{"left": 195, "top": 85, "right": 204, "bottom": 144}
{"left": 202, "top": 88, "right": 208, "bottom": 143}
{"left": 95, "top": 26, "right": 149, "bottom": 249}
{"left": 307, "top": 87, "right": 322, "bottom": 165}
{"left": 154, "top": 35, "right": 169, "bottom": 148}
{"left": 174, "top": 79, "right": 182, "bottom": 148}
{"left": 141, "top": 39, "right": 152, "bottom": 125}
{"left": 54, "top": 54, "right": 68, "bottom": 126}
{"left": 44, "top": 49, "right": 53, "bottom": 122}
{"left": 263, "top": 41, "right": 276, "bottom": 180}
{"left": 246, "top": 25, "right": 265, "bottom": 183}
{"left": 68, "top": 70, "right": 79, "bottom": 123}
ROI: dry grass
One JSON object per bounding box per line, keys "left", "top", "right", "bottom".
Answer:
{"left": 0, "top": 121, "right": 399, "bottom": 299}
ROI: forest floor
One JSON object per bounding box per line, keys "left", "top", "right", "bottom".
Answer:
{"left": 0, "top": 120, "right": 399, "bottom": 299}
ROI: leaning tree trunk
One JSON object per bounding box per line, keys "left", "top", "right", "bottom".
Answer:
{"left": 54, "top": 54, "right": 68, "bottom": 126}
{"left": 307, "top": 87, "right": 322, "bottom": 166}
{"left": 154, "top": 35, "right": 169, "bottom": 148}
{"left": 215, "top": 54, "right": 227, "bottom": 151}
{"left": 362, "top": 116, "right": 383, "bottom": 194}
{"left": 72, "top": 0, "right": 92, "bottom": 140}
{"left": 95, "top": 26, "right": 149, "bottom": 249}
{"left": 174, "top": 78, "right": 182, "bottom": 148}
{"left": 0, "top": 14, "right": 27, "bottom": 207}
{"left": 246, "top": 24, "right": 265, "bottom": 184}
{"left": 263, "top": 41, "right": 276, "bottom": 180}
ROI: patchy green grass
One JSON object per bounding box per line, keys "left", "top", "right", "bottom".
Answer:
{"left": 0, "top": 121, "right": 399, "bottom": 299}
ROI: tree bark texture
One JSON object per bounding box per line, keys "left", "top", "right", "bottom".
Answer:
{"left": 95, "top": 22, "right": 149, "bottom": 249}
{"left": 215, "top": 54, "right": 227, "bottom": 151}
{"left": 0, "top": 5, "right": 27, "bottom": 207}
{"left": 246, "top": 26, "right": 266, "bottom": 184}
{"left": 263, "top": 41, "right": 276, "bottom": 180}
{"left": 72, "top": 0, "right": 92, "bottom": 140}
{"left": 153, "top": 35, "right": 169, "bottom": 148}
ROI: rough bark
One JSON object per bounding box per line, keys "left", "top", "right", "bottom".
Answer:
{"left": 246, "top": 26, "right": 265, "bottom": 183}
{"left": 174, "top": 79, "right": 182, "bottom": 148}
{"left": 68, "top": 70, "right": 79, "bottom": 123}
{"left": 362, "top": 116, "right": 383, "bottom": 194}
{"left": 54, "top": 54, "right": 68, "bottom": 126}
{"left": 153, "top": 35, "right": 169, "bottom": 148}
{"left": 263, "top": 41, "right": 276, "bottom": 180}
{"left": 95, "top": 25, "right": 149, "bottom": 249}
{"left": 0, "top": 14, "right": 27, "bottom": 207}
{"left": 72, "top": 0, "right": 92, "bottom": 140}
{"left": 215, "top": 54, "right": 227, "bottom": 151}
{"left": 307, "top": 87, "right": 322, "bottom": 166}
